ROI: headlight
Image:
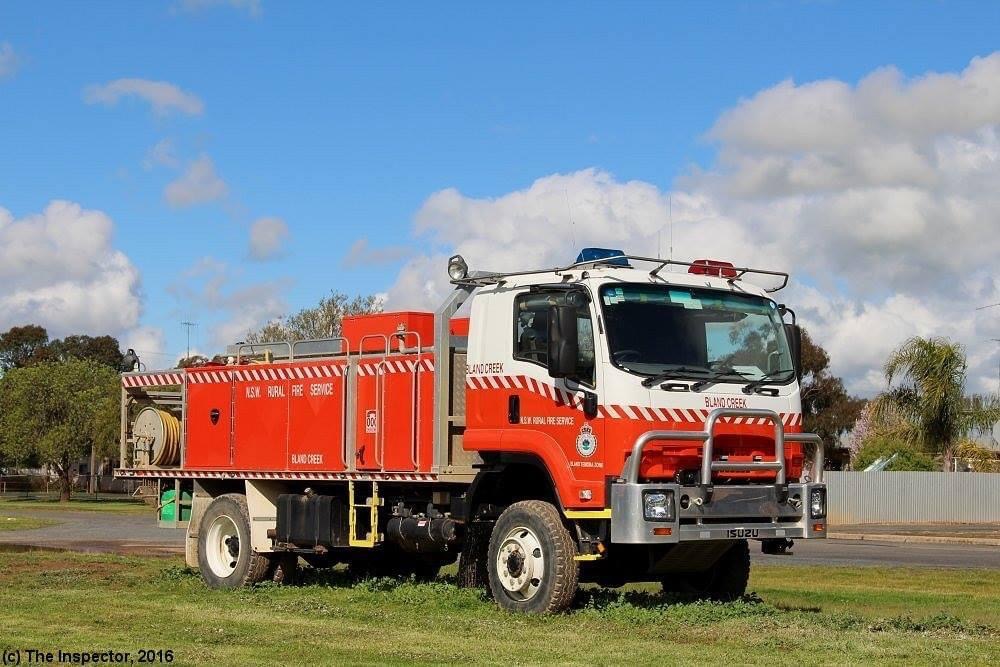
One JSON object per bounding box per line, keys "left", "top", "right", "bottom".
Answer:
{"left": 643, "top": 490, "right": 675, "bottom": 521}
{"left": 809, "top": 487, "right": 826, "bottom": 519}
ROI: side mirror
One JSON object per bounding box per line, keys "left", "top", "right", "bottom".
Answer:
{"left": 547, "top": 304, "right": 578, "bottom": 378}
{"left": 784, "top": 323, "right": 802, "bottom": 379}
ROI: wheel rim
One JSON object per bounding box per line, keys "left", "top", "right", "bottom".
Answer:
{"left": 496, "top": 525, "right": 545, "bottom": 601}
{"left": 205, "top": 514, "right": 241, "bottom": 578}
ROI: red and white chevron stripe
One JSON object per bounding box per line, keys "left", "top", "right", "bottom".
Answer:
{"left": 116, "top": 468, "right": 438, "bottom": 482}
{"left": 187, "top": 370, "right": 232, "bottom": 384}
{"left": 466, "top": 374, "right": 803, "bottom": 427}
{"left": 357, "top": 358, "right": 434, "bottom": 376}
{"left": 231, "top": 364, "right": 346, "bottom": 382}
{"left": 121, "top": 372, "right": 184, "bottom": 388}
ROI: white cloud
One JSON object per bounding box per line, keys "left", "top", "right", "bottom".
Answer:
{"left": 84, "top": 78, "right": 204, "bottom": 116}
{"left": 0, "top": 42, "right": 19, "bottom": 79}
{"left": 386, "top": 52, "right": 1000, "bottom": 396}
{"left": 248, "top": 217, "right": 289, "bottom": 260}
{"left": 169, "top": 257, "right": 289, "bottom": 349}
{"left": 176, "top": 0, "right": 261, "bottom": 17}
{"left": 0, "top": 201, "right": 145, "bottom": 340}
{"left": 342, "top": 238, "right": 412, "bottom": 268}
{"left": 164, "top": 154, "right": 228, "bottom": 207}
{"left": 143, "top": 138, "right": 179, "bottom": 170}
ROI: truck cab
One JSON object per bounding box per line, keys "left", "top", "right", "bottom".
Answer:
{"left": 453, "top": 249, "right": 826, "bottom": 604}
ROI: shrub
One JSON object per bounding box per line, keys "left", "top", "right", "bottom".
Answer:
{"left": 852, "top": 437, "right": 938, "bottom": 471}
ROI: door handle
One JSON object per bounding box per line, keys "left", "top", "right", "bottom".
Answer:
{"left": 508, "top": 394, "right": 520, "bottom": 424}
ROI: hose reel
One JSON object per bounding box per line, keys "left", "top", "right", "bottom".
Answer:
{"left": 133, "top": 407, "right": 181, "bottom": 467}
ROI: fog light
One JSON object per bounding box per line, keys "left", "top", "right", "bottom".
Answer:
{"left": 643, "top": 490, "right": 675, "bottom": 521}
{"left": 809, "top": 487, "right": 826, "bottom": 519}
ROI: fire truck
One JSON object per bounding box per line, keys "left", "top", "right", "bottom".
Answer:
{"left": 116, "top": 250, "right": 826, "bottom": 614}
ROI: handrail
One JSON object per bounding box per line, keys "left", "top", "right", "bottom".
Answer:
{"left": 620, "top": 408, "right": 825, "bottom": 488}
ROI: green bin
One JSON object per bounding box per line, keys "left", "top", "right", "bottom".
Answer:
{"left": 160, "top": 489, "right": 192, "bottom": 522}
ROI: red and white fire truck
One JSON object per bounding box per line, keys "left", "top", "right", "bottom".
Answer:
{"left": 117, "top": 250, "right": 826, "bottom": 614}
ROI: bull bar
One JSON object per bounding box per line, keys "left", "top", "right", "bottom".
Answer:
{"left": 610, "top": 408, "right": 827, "bottom": 544}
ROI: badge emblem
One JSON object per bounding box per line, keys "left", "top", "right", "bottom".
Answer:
{"left": 575, "top": 423, "right": 598, "bottom": 458}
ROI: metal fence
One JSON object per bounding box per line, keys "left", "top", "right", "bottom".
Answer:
{"left": 827, "top": 471, "right": 1000, "bottom": 524}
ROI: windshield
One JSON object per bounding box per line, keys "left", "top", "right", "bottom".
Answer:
{"left": 599, "top": 284, "right": 793, "bottom": 383}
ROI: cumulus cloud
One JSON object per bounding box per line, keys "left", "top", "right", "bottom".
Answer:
{"left": 164, "top": 154, "right": 228, "bottom": 207}
{"left": 248, "top": 217, "right": 289, "bottom": 260}
{"left": 84, "top": 78, "right": 204, "bottom": 116}
{"left": 0, "top": 42, "right": 19, "bottom": 79}
{"left": 176, "top": 0, "right": 261, "bottom": 16}
{"left": 342, "top": 238, "right": 412, "bottom": 268}
{"left": 0, "top": 201, "right": 145, "bottom": 339}
{"left": 386, "top": 53, "right": 1000, "bottom": 396}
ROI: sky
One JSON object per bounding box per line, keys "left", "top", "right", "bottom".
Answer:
{"left": 1, "top": 1, "right": 999, "bottom": 396}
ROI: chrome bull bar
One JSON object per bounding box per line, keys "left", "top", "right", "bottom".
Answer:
{"left": 618, "top": 408, "right": 825, "bottom": 496}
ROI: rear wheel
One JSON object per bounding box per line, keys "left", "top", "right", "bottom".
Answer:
{"left": 197, "top": 493, "right": 271, "bottom": 588}
{"left": 486, "top": 500, "right": 579, "bottom": 614}
{"left": 661, "top": 539, "right": 750, "bottom": 601}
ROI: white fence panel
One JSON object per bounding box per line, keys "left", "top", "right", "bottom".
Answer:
{"left": 826, "top": 471, "right": 1000, "bottom": 524}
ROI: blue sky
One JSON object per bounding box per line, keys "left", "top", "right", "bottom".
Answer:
{"left": 1, "top": 1, "right": 999, "bottom": 391}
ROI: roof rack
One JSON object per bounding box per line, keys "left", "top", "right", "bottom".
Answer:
{"left": 451, "top": 253, "right": 789, "bottom": 293}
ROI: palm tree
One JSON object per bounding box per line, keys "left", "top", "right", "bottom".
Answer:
{"left": 869, "top": 337, "right": 1000, "bottom": 471}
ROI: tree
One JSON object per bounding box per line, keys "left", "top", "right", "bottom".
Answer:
{"left": 48, "top": 334, "right": 124, "bottom": 370}
{"left": 869, "top": 337, "right": 1000, "bottom": 470}
{"left": 245, "top": 292, "right": 382, "bottom": 343}
{"left": 0, "top": 359, "right": 120, "bottom": 500}
{"left": 799, "top": 329, "right": 866, "bottom": 448}
{"left": 0, "top": 324, "right": 50, "bottom": 372}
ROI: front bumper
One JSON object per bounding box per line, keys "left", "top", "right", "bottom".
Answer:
{"left": 609, "top": 407, "right": 827, "bottom": 545}
{"left": 610, "top": 482, "right": 826, "bottom": 543}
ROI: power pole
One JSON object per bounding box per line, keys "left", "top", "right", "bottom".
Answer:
{"left": 181, "top": 321, "right": 198, "bottom": 361}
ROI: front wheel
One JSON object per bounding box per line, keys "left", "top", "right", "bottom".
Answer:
{"left": 487, "top": 500, "right": 579, "bottom": 614}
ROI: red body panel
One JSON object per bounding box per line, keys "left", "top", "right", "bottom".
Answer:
{"left": 342, "top": 312, "right": 435, "bottom": 353}
{"left": 185, "top": 371, "right": 233, "bottom": 468}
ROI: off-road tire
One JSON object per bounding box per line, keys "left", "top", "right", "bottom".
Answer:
{"left": 662, "top": 539, "right": 750, "bottom": 601}
{"left": 457, "top": 520, "right": 491, "bottom": 589}
{"left": 486, "top": 500, "right": 579, "bottom": 614}
{"left": 197, "top": 493, "right": 271, "bottom": 588}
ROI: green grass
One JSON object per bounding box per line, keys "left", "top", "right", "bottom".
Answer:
{"left": 0, "top": 515, "right": 59, "bottom": 531}
{"left": 0, "top": 553, "right": 996, "bottom": 665}
{"left": 0, "top": 497, "right": 149, "bottom": 514}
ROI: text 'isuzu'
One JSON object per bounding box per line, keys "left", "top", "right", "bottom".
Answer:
{"left": 117, "top": 249, "right": 827, "bottom": 613}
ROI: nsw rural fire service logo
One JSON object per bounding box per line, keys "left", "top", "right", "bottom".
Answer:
{"left": 575, "top": 424, "right": 598, "bottom": 458}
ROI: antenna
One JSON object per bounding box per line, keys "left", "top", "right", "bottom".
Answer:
{"left": 181, "top": 321, "right": 198, "bottom": 360}
{"left": 563, "top": 189, "right": 577, "bottom": 250}
{"left": 669, "top": 195, "right": 674, "bottom": 260}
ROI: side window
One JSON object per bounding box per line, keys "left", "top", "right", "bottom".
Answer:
{"left": 513, "top": 291, "right": 595, "bottom": 384}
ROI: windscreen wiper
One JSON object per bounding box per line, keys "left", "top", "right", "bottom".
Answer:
{"left": 639, "top": 366, "right": 710, "bottom": 388}
{"left": 689, "top": 368, "right": 751, "bottom": 392}
{"left": 742, "top": 369, "right": 796, "bottom": 394}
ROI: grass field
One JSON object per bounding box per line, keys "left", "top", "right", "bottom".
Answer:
{"left": 0, "top": 496, "right": 148, "bottom": 514}
{"left": 0, "top": 515, "right": 59, "bottom": 531}
{"left": 0, "top": 552, "right": 996, "bottom": 665}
